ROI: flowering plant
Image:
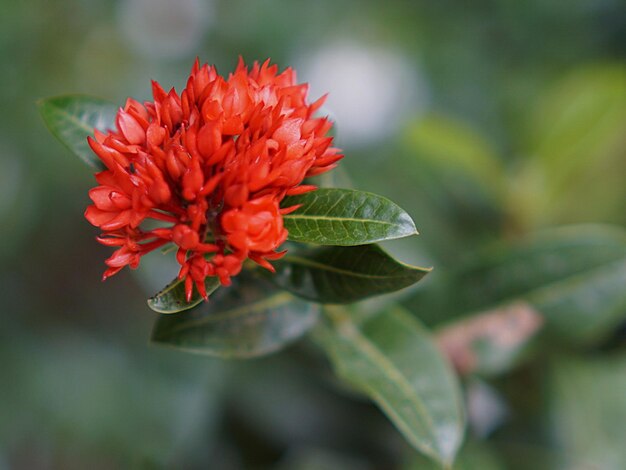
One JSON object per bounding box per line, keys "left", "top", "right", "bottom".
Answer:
{"left": 40, "top": 59, "right": 465, "bottom": 467}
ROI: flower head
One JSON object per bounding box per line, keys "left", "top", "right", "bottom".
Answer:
{"left": 85, "top": 58, "right": 341, "bottom": 301}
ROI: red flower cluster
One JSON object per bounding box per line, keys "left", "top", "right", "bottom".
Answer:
{"left": 85, "top": 58, "right": 341, "bottom": 301}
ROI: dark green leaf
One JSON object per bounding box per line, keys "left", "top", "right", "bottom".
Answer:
{"left": 405, "top": 225, "right": 626, "bottom": 346}
{"left": 282, "top": 188, "right": 417, "bottom": 245}
{"left": 38, "top": 95, "right": 116, "bottom": 169}
{"left": 151, "top": 272, "right": 320, "bottom": 358}
{"left": 271, "top": 244, "right": 430, "bottom": 304}
{"left": 314, "top": 306, "right": 465, "bottom": 467}
{"left": 147, "top": 276, "right": 221, "bottom": 314}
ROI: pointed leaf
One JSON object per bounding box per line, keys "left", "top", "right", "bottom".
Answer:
{"left": 147, "top": 276, "right": 221, "bottom": 314}
{"left": 38, "top": 95, "right": 116, "bottom": 169}
{"left": 271, "top": 244, "right": 430, "bottom": 304}
{"left": 314, "top": 306, "right": 465, "bottom": 467}
{"left": 151, "top": 273, "right": 320, "bottom": 358}
{"left": 282, "top": 188, "right": 417, "bottom": 245}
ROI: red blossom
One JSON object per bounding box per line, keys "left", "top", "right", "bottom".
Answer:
{"left": 85, "top": 58, "right": 342, "bottom": 302}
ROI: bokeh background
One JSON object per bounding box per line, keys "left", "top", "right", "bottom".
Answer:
{"left": 1, "top": 0, "right": 625, "bottom": 468}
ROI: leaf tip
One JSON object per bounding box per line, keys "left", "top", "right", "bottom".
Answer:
{"left": 146, "top": 297, "right": 170, "bottom": 314}
{"left": 398, "top": 210, "right": 419, "bottom": 239}
{"left": 146, "top": 296, "right": 158, "bottom": 310}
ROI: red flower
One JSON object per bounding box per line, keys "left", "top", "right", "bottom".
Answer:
{"left": 85, "top": 58, "right": 342, "bottom": 302}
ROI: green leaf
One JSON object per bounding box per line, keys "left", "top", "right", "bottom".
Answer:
{"left": 38, "top": 95, "right": 116, "bottom": 169}
{"left": 151, "top": 272, "right": 320, "bottom": 358}
{"left": 271, "top": 244, "right": 430, "bottom": 304}
{"left": 282, "top": 188, "right": 418, "bottom": 246}
{"left": 147, "top": 276, "right": 221, "bottom": 314}
{"left": 314, "top": 306, "right": 465, "bottom": 467}
{"left": 405, "top": 225, "right": 626, "bottom": 346}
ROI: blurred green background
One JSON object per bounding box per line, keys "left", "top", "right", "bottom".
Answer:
{"left": 1, "top": 0, "right": 625, "bottom": 468}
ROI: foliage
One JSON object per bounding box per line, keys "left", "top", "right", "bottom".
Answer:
{"left": 3, "top": 3, "right": 624, "bottom": 467}
{"left": 40, "top": 95, "right": 465, "bottom": 466}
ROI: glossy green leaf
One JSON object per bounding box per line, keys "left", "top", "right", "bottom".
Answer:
{"left": 151, "top": 273, "right": 320, "bottom": 358}
{"left": 147, "top": 276, "right": 221, "bottom": 314}
{"left": 282, "top": 188, "right": 418, "bottom": 245}
{"left": 38, "top": 95, "right": 116, "bottom": 169}
{"left": 405, "top": 225, "right": 626, "bottom": 346}
{"left": 271, "top": 244, "right": 430, "bottom": 304}
{"left": 314, "top": 306, "right": 465, "bottom": 467}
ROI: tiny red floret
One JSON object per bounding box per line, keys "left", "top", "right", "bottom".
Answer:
{"left": 85, "top": 58, "right": 342, "bottom": 302}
